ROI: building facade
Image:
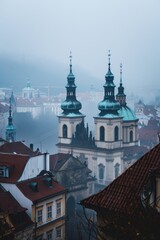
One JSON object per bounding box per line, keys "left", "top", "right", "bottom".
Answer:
{"left": 57, "top": 54, "right": 139, "bottom": 186}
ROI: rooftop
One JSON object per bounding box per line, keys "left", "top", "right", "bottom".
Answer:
{"left": 17, "top": 174, "right": 66, "bottom": 203}
{"left": 0, "top": 141, "right": 40, "bottom": 156}
{"left": 81, "top": 144, "right": 160, "bottom": 215}
{"left": 0, "top": 153, "right": 30, "bottom": 183}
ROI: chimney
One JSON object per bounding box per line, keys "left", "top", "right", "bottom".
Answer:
{"left": 30, "top": 143, "right": 33, "bottom": 151}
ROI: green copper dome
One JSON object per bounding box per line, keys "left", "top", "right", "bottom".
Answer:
{"left": 98, "top": 99, "right": 120, "bottom": 112}
{"left": 118, "top": 106, "right": 137, "bottom": 121}
{"left": 61, "top": 99, "right": 82, "bottom": 113}
{"left": 98, "top": 52, "right": 120, "bottom": 117}
{"left": 61, "top": 54, "right": 83, "bottom": 116}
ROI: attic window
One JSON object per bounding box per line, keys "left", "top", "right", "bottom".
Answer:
{"left": 0, "top": 166, "right": 9, "bottom": 178}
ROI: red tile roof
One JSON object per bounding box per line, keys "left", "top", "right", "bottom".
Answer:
{"left": 0, "top": 153, "right": 30, "bottom": 183}
{"left": 81, "top": 144, "right": 160, "bottom": 214}
{"left": 16, "top": 175, "right": 66, "bottom": 203}
{"left": 0, "top": 185, "right": 26, "bottom": 214}
{"left": 0, "top": 185, "right": 33, "bottom": 231}
{"left": 0, "top": 141, "right": 39, "bottom": 156}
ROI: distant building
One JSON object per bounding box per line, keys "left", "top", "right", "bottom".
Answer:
{"left": 81, "top": 143, "right": 160, "bottom": 240}
{"left": 57, "top": 53, "right": 139, "bottom": 187}
{"left": 22, "top": 81, "right": 37, "bottom": 99}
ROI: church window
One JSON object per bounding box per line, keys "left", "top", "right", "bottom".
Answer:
{"left": 114, "top": 126, "right": 119, "bottom": 141}
{"left": 63, "top": 124, "right": 67, "bottom": 138}
{"left": 100, "top": 126, "right": 105, "bottom": 141}
{"left": 130, "top": 130, "right": 133, "bottom": 142}
{"left": 98, "top": 164, "right": 105, "bottom": 180}
{"left": 114, "top": 163, "right": 120, "bottom": 178}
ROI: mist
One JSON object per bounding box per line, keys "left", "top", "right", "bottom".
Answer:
{"left": 14, "top": 111, "right": 58, "bottom": 153}
{"left": 0, "top": 0, "right": 160, "bottom": 102}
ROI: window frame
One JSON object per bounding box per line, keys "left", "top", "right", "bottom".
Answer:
{"left": 114, "top": 126, "right": 119, "bottom": 141}
{"left": 47, "top": 230, "right": 53, "bottom": 240}
{"left": 37, "top": 207, "right": 43, "bottom": 224}
{"left": 56, "top": 226, "right": 62, "bottom": 238}
{"left": 56, "top": 200, "right": 62, "bottom": 218}
{"left": 62, "top": 124, "right": 68, "bottom": 138}
{"left": 46, "top": 202, "right": 53, "bottom": 220}
{"left": 100, "top": 126, "right": 105, "bottom": 141}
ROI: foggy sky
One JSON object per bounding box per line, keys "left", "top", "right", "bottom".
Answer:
{"left": 0, "top": 0, "right": 160, "bottom": 100}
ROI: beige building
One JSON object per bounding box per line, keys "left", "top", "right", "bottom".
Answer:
{"left": 57, "top": 55, "right": 139, "bottom": 187}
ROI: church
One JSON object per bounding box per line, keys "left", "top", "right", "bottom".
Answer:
{"left": 57, "top": 53, "right": 139, "bottom": 186}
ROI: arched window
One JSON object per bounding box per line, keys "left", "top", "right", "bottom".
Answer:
{"left": 114, "top": 126, "right": 119, "bottom": 141}
{"left": 130, "top": 130, "right": 133, "bottom": 142}
{"left": 100, "top": 126, "right": 105, "bottom": 141}
{"left": 114, "top": 163, "right": 120, "bottom": 178}
{"left": 98, "top": 164, "right": 105, "bottom": 180}
{"left": 63, "top": 124, "right": 67, "bottom": 138}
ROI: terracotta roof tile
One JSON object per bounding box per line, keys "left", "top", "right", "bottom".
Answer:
{"left": 0, "top": 141, "right": 38, "bottom": 155}
{"left": 0, "top": 153, "right": 30, "bottom": 183}
{"left": 17, "top": 175, "right": 66, "bottom": 203}
{"left": 0, "top": 185, "right": 33, "bottom": 230}
{"left": 0, "top": 185, "right": 26, "bottom": 214}
{"left": 81, "top": 144, "right": 160, "bottom": 214}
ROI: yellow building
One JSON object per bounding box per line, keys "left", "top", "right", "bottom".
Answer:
{"left": 16, "top": 172, "right": 66, "bottom": 240}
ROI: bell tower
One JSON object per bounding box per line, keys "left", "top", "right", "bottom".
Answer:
{"left": 94, "top": 51, "right": 123, "bottom": 149}
{"left": 57, "top": 53, "right": 85, "bottom": 150}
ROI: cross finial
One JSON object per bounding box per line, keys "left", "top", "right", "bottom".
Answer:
{"left": 108, "top": 50, "right": 111, "bottom": 63}
{"left": 69, "top": 51, "right": 72, "bottom": 73}
{"left": 108, "top": 50, "right": 111, "bottom": 70}
{"left": 120, "top": 63, "right": 122, "bottom": 84}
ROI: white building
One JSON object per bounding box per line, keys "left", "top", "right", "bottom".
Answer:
{"left": 57, "top": 54, "right": 139, "bottom": 186}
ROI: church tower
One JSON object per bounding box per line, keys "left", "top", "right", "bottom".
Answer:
{"left": 94, "top": 51, "right": 123, "bottom": 149}
{"left": 116, "top": 64, "right": 139, "bottom": 147}
{"left": 57, "top": 53, "right": 85, "bottom": 150}
{"left": 6, "top": 97, "right": 16, "bottom": 142}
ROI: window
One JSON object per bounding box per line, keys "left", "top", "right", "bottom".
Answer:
{"left": 62, "top": 124, "right": 67, "bottom": 138}
{"left": 114, "top": 163, "right": 120, "bottom": 178}
{"left": 98, "top": 164, "right": 105, "bottom": 180}
{"left": 47, "top": 204, "right": 52, "bottom": 219}
{"left": 56, "top": 226, "right": 62, "bottom": 238}
{"left": 47, "top": 230, "right": 53, "bottom": 240}
{"left": 114, "top": 126, "right": 119, "bottom": 141}
{"left": 130, "top": 130, "right": 133, "bottom": 142}
{"left": 56, "top": 200, "right": 62, "bottom": 217}
{"left": 0, "top": 166, "right": 9, "bottom": 178}
{"left": 88, "top": 183, "right": 93, "bottom": 194}
{"left": 37, "top": 208, "right": 43, "bottom": 223}
{"left": 100, "top": 126, "right": 105, "bottom": 141}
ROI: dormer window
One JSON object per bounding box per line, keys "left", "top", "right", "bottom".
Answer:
{"left": 0, "top": 166, "right": 9, "bottom": 178}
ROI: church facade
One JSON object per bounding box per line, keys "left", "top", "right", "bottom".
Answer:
{"left": 57, "top": 54, "right": 139, "bottom": 186}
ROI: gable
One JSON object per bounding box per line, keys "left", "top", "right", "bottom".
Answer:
{"left": 60, "top": 156, "right": 84, "bottom": 171}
